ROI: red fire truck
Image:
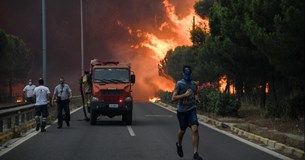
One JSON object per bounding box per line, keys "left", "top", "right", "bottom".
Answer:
{"left": 80, "top": 59, "right": 135, "bottom": 125}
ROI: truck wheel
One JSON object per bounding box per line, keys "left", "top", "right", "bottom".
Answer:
{"left": 90, "top": 112, "right": 97, "bottom": 125}
{"left": 123, "top": 111, "right": 132, "bottom": 125}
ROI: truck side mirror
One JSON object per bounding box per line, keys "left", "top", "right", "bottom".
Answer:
{"left": 130, "top": 74, "right": 135, "bottom": 83}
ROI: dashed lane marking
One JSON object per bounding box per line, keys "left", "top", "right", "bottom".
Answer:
{"left": 127, "top": 126, "right": 136, "bottom": 136}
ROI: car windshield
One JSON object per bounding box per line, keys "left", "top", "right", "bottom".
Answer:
{"left": 94, "top": 68, "right": 129, "bottom": 83}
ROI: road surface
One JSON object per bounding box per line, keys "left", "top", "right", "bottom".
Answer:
{"left": 1, "top": 102, "right": 287, "bottom": 160}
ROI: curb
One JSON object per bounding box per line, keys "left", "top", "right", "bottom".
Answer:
{"left": 0, "top": 104, "right": 81, "bottom": 146}
{"left": 0, "top": 121, "right": 35, "bottom": 145}
{"left": 156, "top": 101, "right": 304, "bottom": 159}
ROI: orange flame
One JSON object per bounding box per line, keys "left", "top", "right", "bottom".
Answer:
{"left": 117, "top": 0, "right": 207, "bottom": 100}
{"left": 149, "top": 97, "right": 161, "bottom": 103}
{"left": 16, "top": 97, "right": 23, "bottom": 103}
{"left": 139, "top": 0, "right": 207, "bottom": 99}
{"left": 219, "top": 75, "right": 236, "bottom": 94}
{"left": 140, "top": 33, "right": 178, "bottom": 61}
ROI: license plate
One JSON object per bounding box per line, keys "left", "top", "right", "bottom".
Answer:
{"left": 109, "top": 104, "right": 119, "bottom": 108}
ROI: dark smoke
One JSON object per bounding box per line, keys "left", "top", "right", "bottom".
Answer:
{"left": 0, "top": 0, "right": 196, "bottom": 101}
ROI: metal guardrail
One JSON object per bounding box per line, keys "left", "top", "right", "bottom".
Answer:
{"left": 0, "top": 103, "right": 35, "bottom": 133}
{"left": 0, "top": 96, "right": 82, "bottom": 144}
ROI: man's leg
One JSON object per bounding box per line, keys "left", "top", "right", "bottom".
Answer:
{"left": 41, "top": 117, "right": 47, "bottom": 132}
{"left": 57, "top": 103, "right": 63, "bottom": 128}
{"left": 64, "top": 103, "right": 70, "bottom": 127}
{"left": 176, "top": 129, "right": 185, "bottom": 157}
{"left": 176, "top": 111, "right": 187, "bottom": 157}
{"left": 189, "top": 109, "right": 203, "bottom": 160}
{"left": 191, "top": 124, "right": 199, "bottom": 153}
{"left": 41, "top": 104, "right": 48, "bottom": 132}
{"left": 34, "top": 106, "right": 41, "bottom": 131}
{"left": 177, "top": 129, "right": 185, "bottom": 145}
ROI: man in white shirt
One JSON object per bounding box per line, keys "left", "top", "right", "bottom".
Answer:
{"left": 23, "top": 79, "right": 36, "bottom": 103}
{"left": 33, "top": 78, "right": 52, "bottom": 132}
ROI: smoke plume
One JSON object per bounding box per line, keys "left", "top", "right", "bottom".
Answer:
{"left": 0, "top": 0, "right": 199, "bottom": 101}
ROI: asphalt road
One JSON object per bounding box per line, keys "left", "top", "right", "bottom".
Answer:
{"left": 1, "top": 102, "right": 284, "bottom": 160}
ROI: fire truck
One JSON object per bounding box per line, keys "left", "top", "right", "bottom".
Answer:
{"left": 80, "top": 59, "right": 135, "bottom": 125}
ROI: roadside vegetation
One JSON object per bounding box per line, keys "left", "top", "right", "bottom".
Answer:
{"left": 0, "top": 29, "right": 34, "bottom": 102}
{"left": 158, "top": 0, "right": 304, "bottom": 120}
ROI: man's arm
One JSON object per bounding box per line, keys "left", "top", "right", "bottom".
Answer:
{"left": 195, "top": 94, "right": 200, "bottom": 103}
{"left": 23, "top": 87, "right": 27, "bottom": 102}
{"left": 48, "top": 93, "right": 53, "bottom": 107}
{"left": 68, "top": 85, "right": 72, "bottom": 99}
{"left": 69, "top": 91, "right": 72, "bottom": 99}
{"left": 51, "top": 87, "right": 57, "bottom": 106}
{"left": 32, "top": 89, "right": 36, "bottom": 103}
{"left": 52, "top": 92, "right": 55, "bottom": 102}
{"left": 172, "top": 89, "right": 192, "bottom": 101}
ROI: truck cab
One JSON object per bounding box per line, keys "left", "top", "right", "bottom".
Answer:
{"left": 89, "top": 59, "right": 135, "bottom": 125}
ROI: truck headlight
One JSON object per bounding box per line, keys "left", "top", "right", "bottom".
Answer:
{"left": 125, "top": 96, "right": 132, "bottom": 101}
{"left": 92, "top": 96, "right": 99, "bottom": 102}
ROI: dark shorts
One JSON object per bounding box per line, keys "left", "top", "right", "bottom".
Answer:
{"left": 35, "top": 104, "right": 49, "bottom": 117}
{"left": 177, "top": 108, "right": 199, "bottom": 130}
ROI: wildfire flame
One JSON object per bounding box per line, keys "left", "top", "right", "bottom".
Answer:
{"left": 219, "top": 75, "right": 236, "bottom": 94}
{"left": 220, "top": 75, "right": 269, "bottom": 94}
{"left": 138, "top": 0, "right": 208, "bottom": 99}
{"left": 16, "top": 97, "right": 23, "bottom": 103}
{"left": 117, "top": 0, "right": 208, "bottom": 101}
{"left": 135, "top": 1, "right": 207, "bottom": 79}
{"left": 149, "top": 97, "right": 161, "bottom": 103}
{"left": 139, "top": 33, "right": 177, "bottom": 61}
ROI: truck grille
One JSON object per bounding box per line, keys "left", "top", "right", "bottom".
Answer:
{"left": 100, "top": 90, "right": 124, "bottom": 102}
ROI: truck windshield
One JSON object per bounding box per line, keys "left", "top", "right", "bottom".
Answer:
{"left": 94, "top": 68, "right": 129, "bottom": 83}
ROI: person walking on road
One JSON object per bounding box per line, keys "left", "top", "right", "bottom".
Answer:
{"left": 33, "top": 78, "right": 52, "bottom": 132}
{"left": 172, "top": 65, "right": 203, "bottom": 160}
{"left": 52, "top": 77, "right": 72, "bottom": 129}
{"left": 23, "top": 79, "right": 36, "bottom": 103}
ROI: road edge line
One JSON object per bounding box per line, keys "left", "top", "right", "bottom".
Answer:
{"left": 152, "top": 101, "right": 295, "bottom": 160}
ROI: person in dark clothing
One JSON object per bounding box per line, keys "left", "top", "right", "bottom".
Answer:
{"left": 52, "top": 77, "right": 72, "bottom": 129}
{"left": 172, "top": 65, "right": 203, "bottom": 160}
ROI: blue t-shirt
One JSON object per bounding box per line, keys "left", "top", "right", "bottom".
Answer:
{"left": 173, "top": 79, "right": 197, "bottom": 112}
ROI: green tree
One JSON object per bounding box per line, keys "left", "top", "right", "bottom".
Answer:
{"left": 159, "top": 46, "right": 198, "bottom": 82}
{"left": 244, "top": 0, "right": 304, "bottom": 104}
{"left": 0, "top": 29, "right": 33, "bottom": 102}
{"left": 194, "top": 0, "right": 215, "bottom": 19}
{"left": 160, "top": 0, "right": 304, "bottom": 118}
{"left": 190, "top": 27, "right": 206, "bottom": 45}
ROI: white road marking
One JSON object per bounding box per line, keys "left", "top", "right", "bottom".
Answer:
{"left": 0, "top": 125, "right": 49, "bottom": 157}
{"left": 152, "top": 102, "right": 294, "bottom": 160}
{"left": 127, "top": 125, "right": 136, "bottom": 136}
{"left": 0, "top": 106, "right": 83, "bottom": 156}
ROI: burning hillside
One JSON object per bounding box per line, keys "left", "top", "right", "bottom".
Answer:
{"left": 0, "top": 0, "right": 208, "bottom": 101}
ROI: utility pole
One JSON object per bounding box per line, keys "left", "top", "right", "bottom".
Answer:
{"left": 42, "top": 0, "right": 47, "bottom": 83}
{"left": 80, "top": 0, "right": 84, "bottom": 76}
{"left": 192, "top": 16, "right": 195, "bottom": 30}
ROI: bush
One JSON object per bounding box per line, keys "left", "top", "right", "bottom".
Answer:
{"left": 289, "top": 93, "right": 305, "bottom": 119}
{"left": 198, "top": 87, "right": 241, "bottom": 116}
{"left": 265, "top": 93, "right": 305, "bottom": 120}
{"left": 158, "top": 88, "right": 241, "bottom": 116}
{"left": 158, "top": 91, "right": 173, "bottom": 103}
